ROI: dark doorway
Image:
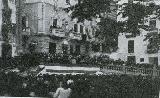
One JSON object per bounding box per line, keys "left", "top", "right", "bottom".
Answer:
{"left": 62, "top": 44, "right": 68, "bottom": 54}
{"left": 127, "top": 56, "right": 136, "bottom": 64}
{"left": 92, "top": 44, "right": 100, "bottom": 52}
{"left": 2, "top": 43, "right": 12, "bottom": 58}
{"left": 70, "top": 45, "right": 74, "bottom": 54}
{"left": 149, "top": 57, "right": 158, "bottom": 65}
{"left": 49, "top": 43, "right": 56, "bottom": 54}
{"left": 75, "top": 45, "right": 80, "bottom": 55}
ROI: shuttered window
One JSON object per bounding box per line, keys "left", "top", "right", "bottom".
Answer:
{"left": 80, "top": 25, "right": 83, "bottom": 34}
{"left": 128, "top": 40, "right": 134, "bottom": 53}
{"left": 74, "top": 24, "right": 78, "bottom": 32}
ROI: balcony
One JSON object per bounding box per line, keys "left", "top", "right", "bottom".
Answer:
{"left": 149, "top": 28, "right": 158, "bottom": 33}
{"left": 69, "top": 32, "right": 82, "bottom": 40}
{"left": 50, "top": 28, "right": 66, "bottom": 38}
{"left": 125, "top": 33, "right": 137, "bottom": 38}
{"left": 22, "top": 27, "right": 31, "bottom": 35}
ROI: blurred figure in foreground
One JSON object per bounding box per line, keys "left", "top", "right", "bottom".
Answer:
{"left": 54, "top": 80, "right": 72, "bottom": 98}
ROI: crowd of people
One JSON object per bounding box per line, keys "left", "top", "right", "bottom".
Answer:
{"left": 0, "top": 70, "right": 159, "bottom": 98}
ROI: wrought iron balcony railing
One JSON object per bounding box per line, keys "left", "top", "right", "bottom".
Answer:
{"left": 50, "top": 28, "right": 66, "bottom": 38}
{"left": 69, "top": 32, "right": 82, "bottom": 40}
{"left": 22, "top": 27, "right": 31, "bottom": 35}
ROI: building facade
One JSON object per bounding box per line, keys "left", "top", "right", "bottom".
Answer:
{"left": 117, "top": 0, "right": 160, "bottom": 65}
{"left": 20, "top": 0, "right": 98, "bottom": 55}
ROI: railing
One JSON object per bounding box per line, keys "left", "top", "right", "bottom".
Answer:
{"left": 50, "top": 28, "right": 82, "bottom": 40}
{"left": 22, "top": 27, "right": 31, "bottom": 35}
{"left": 50, "top": 28, "right": 66, "bottom": 38}
{"left": 102, "top": 65, "right": 160, "bottom": 77}
{"left": 70, "top": 32, "right": 82, "bottom": 40}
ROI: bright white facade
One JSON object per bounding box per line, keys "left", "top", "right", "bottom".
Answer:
{"left": 117, "top": 0, "right": 160, "bottom": 65}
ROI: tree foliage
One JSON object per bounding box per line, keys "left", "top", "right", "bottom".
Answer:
{"left": 68, "top": 0, "right": 160, "bottom": 53}
{"left": 68, "top": 0, "right": 119, "bottom": 52}
{"left": 145, "top": 32, "right": 160, "bottom": 53}
{"left": 69, "top": 0, "right": 111, "bottom": 22}
{"left": 2, "top": 0, "right": 12, "bottom": 42}
{"left": 96, "top": 18, "right": 118, "bottom": 52}
{"left": 1, "top": 0, "right": 13, "bottom": 58}
{"left": 120, "top": 1, "right": 157, "bottom": 35}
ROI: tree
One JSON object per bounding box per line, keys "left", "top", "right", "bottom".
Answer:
{"left": 120, "top": 1, "right": 157, "bottom": 35}
{"left": 1, "top": 0, "right": 13, "bottom": 58}
{"left": 67, "top": 0, "right": 119, "bottom": 52}
{"left": 144, "top": 32, "right": 160, "bottom": 54}
{"left": 120, "top": 1, "right": 160, "bottom": 54}
{"left": 68, "top": 0, "right": 159, "bottom": 53}
{"left": 69, "top": 0, "right": 112, "bottom": 22}
{"left": 96, "top": 17, "right": 118, "bottom": 53}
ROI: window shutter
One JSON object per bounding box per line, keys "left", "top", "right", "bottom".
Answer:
{"left": 80, "top": 25, "right": 83, "bottom": 34}
{"left": 74, "top": 24, "right": 78, "bottom": 32}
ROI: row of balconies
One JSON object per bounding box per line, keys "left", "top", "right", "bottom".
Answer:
{"left": 50, "top": 27, "right": 94, "bottom": 41}
{"left": 22, "top": 27, "right": 94, "bottom": 42}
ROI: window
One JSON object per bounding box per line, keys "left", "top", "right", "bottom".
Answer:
{"left": 78, "top": 0, "right": 81, "bottom": 4}
{"left": 92, "top": 44, "right": 100, "bottom": 52}
{"left": 102, "top": 43, "right": 106, "bottom": 52}
{"left": 62, "top": 44, "right": 68, "bottom": 54}
{"left": 74, "top": 24, "right": 78, "bottom": 32}
{"left": 9, "top": 0, "right": 15, "bottom": 4}
{"left": 22, "top": 16, "right": 29, "bottom": 30}
{"left": 82, "top": 34, "right": 87, "bottom": 41}
{"left": 22, "top": 16, "right": 26, "bottom": 30}
{"left": 70, "top": 45, "right": 73, "bottom": 54}
{"left": 66, "top": 0, "right": 70, "bottom": 4}
{"left": 22, "top": 35, "right": 29, "bottom": 47}
{"left": 75, "top": 45, "right": 80, "bottom": 55}
{"left": 149, "top": 20, "right": 156, "bottom": 28}
{"left": 128, "top": 40, "right": 134, "bottom": 53}
{"left": 53, "top": 19, "right": 57, "bottom": 28}
{"left": 2, "top": 43, "right": 12, "bottom": 58}
{"left": 65, "top": 21, "right": 68, "bottom": 25}
{"left": 49, "top": 43, "right": 56, "bottom": 54}
{"left": 85, "top": 28, "right": 88, "bottom": 33}
{"left": 149, "top": 57, "right": 158, "bottom": 65}
{"left": 140, "top": 58, "right": 144, "bottom": 62}
{"left": 85, "top": 44, "right": 89, "bottom": 53}
{"left": 80, "top": 25, "right": 83, "bottom": 34}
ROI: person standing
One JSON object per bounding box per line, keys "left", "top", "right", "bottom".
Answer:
{"left": 54, "top": 81, "right": 71, "bottom": 98}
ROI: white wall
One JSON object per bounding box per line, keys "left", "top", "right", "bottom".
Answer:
{"left": 118, "top": 29, "right": 160, "bottom": 65}
{"left": 118, "top": 30, "right": 151, "bottom": 64}
{"left": 8, "top": 0, "right": 16, "bottom": 24}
